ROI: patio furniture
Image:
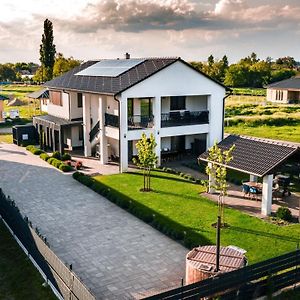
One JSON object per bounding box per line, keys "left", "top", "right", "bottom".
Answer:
{"left": 275, "top": 175, "right": 291, "bottom": 197}
{"left": 242, "top": 184, "right": 250, "bottom": 198}
{"left": 243, "top": 182, "right": 262, "bottom": 201}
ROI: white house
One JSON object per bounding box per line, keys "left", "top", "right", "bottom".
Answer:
{"left": 266, "top": 76, "right": 300, "bottom": 104}
{"left": 33, "top": 56, "right": 228, "bottom": 172}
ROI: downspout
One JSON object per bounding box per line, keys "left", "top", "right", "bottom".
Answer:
{"left": 114, "top": 94, "right": 121, "bottom": 173}
{"left": 222, "top": 89, "right": 232, "bottom": 139}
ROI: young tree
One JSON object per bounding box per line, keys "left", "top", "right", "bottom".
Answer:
{"left": 205, "top": 142, "right": 235, "bottom": 226}
{"left": 39, "top": 19, "right": 56, "bottom": 81}
{"left": 133, "top": 133, "right": 158, "bottom": 192}
{"left": 53, "top": 53, "right": 81, "bottom": 77}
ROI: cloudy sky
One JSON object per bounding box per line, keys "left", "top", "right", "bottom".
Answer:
{"left": 1, "top": 0, "right": 300, "bottom": 64}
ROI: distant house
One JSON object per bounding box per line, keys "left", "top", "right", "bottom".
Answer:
{"left": 266, "top": 77, "right": 300, "bottom": 104}
{"left": 33, "top": 56, "right": 228, "bottom": 172}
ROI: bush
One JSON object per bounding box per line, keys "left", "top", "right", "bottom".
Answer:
{"left": 52, "top": 151, "right": 61, "bottom": 160}
{"left": 72, "top": 171, "right": 83, "bottom": 180}
{"left": 26, "top": 145, "right": 44, "bottom": 155}
{"left": 26, "top": 145, "right": 35, "bottom": 151}
{"left": 59, "top": 163, "right": 73, "bottom": 172}
{"left": 50, "top": 158, "right": 62, "bottom": 168}
{"left": 40, "top": 153, "right": 50, "bottom": 161}
{"left": 61, "top": 153, "right": 71, "bottom": 161}
{"left": 276, "top": 207, "right": 292, "bottom": 222}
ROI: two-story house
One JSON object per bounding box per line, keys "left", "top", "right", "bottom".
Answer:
{"left": 33, "top": 56, "right": 227, "bottom": 172}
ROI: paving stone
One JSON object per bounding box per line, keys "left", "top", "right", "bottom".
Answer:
{"left": 0, "top": 144, "right": 187, "bottom": 299}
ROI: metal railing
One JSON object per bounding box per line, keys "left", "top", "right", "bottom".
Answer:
{"left": 128, "top": 115, "right": 154, "bottom": 130}
{"left": 89, "top": 121, "right": 100, "bottom": 142}
{"left": 105, "top": 113, "right": 119, "bottom": 128}
{"left": 161, "top": 110, "right": 209, "bottom": 127}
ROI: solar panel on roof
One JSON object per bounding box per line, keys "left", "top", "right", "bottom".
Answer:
{"left": 75, "top": 59, "right": 145, "bottom": 77}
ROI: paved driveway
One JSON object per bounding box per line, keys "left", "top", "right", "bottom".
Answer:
{"left": 0, "top": 144, "right": 187, "bottom": 299}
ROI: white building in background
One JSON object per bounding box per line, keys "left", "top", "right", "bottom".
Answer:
{"left": 33, "top": 55, "right": 228, "bottom": 172}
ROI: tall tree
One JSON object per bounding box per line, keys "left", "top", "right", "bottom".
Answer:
{"left": 53, "top": 53, "right": 81, "bottom": 77}
{"left": 39, "top": 19, "right": 56, "bottom": 81}
{"left": 133, "top": 133, "right": 158, "bottom": 192}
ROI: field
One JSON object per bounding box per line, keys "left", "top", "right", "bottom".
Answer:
{"left": 225, "top": 94, "right": 300, "bottom": 143}
{"left": 0, "top": 220, "right": 55, "bottom": 300}
{"left": 93, "top": 171, "right": 300, "bottom": 264}
{"left": 0, "top": 84, "right": 42, "bottom": 126}
{"left": 0, "top": 133, "right": 13, "bottom": 143}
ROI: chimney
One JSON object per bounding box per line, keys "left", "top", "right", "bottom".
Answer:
{"left": 125, "top": 52, "right": 130, "bottom": 59}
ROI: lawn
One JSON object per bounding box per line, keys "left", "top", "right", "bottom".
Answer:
{"left": 93, "top": 171, "right": 300, "bottom": 264}
{"left": 0, "top": 133, "right": 13, "bottom": 143}
{"left": 225, "top": 124, "right": 300, "bottom": 143}
{"left": 0, "top": 220, "right": 55, "bottom": 300}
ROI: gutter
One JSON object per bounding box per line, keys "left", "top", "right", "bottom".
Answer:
{"left": 222, "top": 89, "right": 232, "bottom": 140}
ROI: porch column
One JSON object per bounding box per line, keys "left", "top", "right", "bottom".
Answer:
{"left": 250, "top": 174, "right": 258, "bottom": 182}
{"left": 83, "top": 94, "right": 91, "bottom": 157}
{"left": 154, "top": 95, "right": 161, "bottom": 166}
{"left": 52, "top": 128, "right": 56, "bottom": 152}
{"left": 119, "top": 97, "right": 128, "bottom": 172}
{"left": 208, "top": 162, "right": 216, "bottom": 193}
{"left": 261, "top": 174, "right": 273, "bottom": 216}
{"left": 59, "top": 126, "right": 64, "bottom": 154}
{"left": 99, "top": 96, "right": 108, "bottom": 164}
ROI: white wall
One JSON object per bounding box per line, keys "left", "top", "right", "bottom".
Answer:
{"left": 267, "top": 88, "right": 289, "bottom": 103}
{"left": 71, "top": 126, "right": 83, "bottom": 147}
{"left": 69, "top": 92, "right": 83, "bottom": 120}
{"left": 90, "top": 94, "right": 100, "bottom": 128}
{"left": 160, "top": 124, "right": 209, "bottom": 137}
{"left": 47, "top": 91, "right": 70, "bottom": 119}
{"left": 107, "top": 137, "right": 119, "bottom": 157}
{"left": 106, "top": 96, "right": 118, "bottom": 115}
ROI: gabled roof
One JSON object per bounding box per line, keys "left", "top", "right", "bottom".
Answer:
{"left": 266, "top": 76, "right": 300, "bottom": 90}
{"left": 27, "top": 88, "right": 49, "bottom": 99}
{"left": 199, "top": 135, "right": 299, "bottom": 177}
{"left": 45, "top": 57, "right": 227, "bottom": 96}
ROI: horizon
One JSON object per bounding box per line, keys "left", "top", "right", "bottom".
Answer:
{"left": 1, "top": 0, "right": 300, "bottom": 64}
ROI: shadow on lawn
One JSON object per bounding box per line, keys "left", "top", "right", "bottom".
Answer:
{"left": 128, "top": 171, "right": 196, "bottom": 184}
{"left": 229, "top": 225, "right": 300, "bottom": 243}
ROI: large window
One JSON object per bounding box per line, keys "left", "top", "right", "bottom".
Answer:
{"left": 170, "top": 96, "right": 186, "bottom": 110}
{"left": 78, "top": 125, "right": 83, "bottom": 141}
{"left": 140, "top": 98, "right": 152, "bottom": 117}
{"left": 77, "top": 93, "right": 83, "bottom": 108}
{"left": 49, "top": 91, "right": 62, "bottom": 106}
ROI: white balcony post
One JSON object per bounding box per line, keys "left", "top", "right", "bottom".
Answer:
{"left": 119, "top": 97, "right": 128, "bottom": 172}
{"left": 261, "top": 174, "right": 273, "bottom": 216}
{"left": 154, "top": 95, "right": 161, "bottom": 166}
{"left": 83, "top": 94, "right": 91, "bottom": 157}
{"left": 99, "top": 96, "right": 108, "bottom": 164}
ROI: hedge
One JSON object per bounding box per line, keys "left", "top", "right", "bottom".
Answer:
{"left": 40, "top": 153, "right": 50, "bottom": 161}
{"left": 72, "top": 171, "right": 209, "bottom": 248}
{"left": 25, "top": 145, "right": 44, "bottom": 155}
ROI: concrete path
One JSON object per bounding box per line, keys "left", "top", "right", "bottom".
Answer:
{"left": 0, "top": 127, "right": 12, "bottom": 134}
{"left": 0, "top": 144, "right": 187, "bottom": 299}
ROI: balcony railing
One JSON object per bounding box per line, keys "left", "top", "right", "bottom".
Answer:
{"left": 128, "top": 115, "right": 154, "bottom": 130}
{"left": 161, "top": 110, "right": 209, "bottom": 127}
{"left": 105, "top": 113, "right": 119, "bottom": 128}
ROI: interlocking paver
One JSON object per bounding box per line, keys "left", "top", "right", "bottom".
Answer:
{"left": 0, "top": 144, "right": 187, "bottom": 299}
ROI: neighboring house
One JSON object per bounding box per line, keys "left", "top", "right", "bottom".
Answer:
{"left": 266, "top": 77, "right": 300, "bottom": 104}
{"left": 33, "top": 56, "right": 228, "bottom": 172}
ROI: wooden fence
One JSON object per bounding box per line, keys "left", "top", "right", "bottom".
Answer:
{"left": 0, "top": 188, "right": 96, "bottom": 300}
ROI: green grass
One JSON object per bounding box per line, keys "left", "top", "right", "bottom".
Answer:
{"left": 0, "top": 220, "right": 55, "bottom": 300}
{"left": 225, "top": 124, "right": 300, "bottom": 143}
{"left": 231, "top": 88, "right": 266, "bottom": 97}
{"left": 0, "top": 84, "right": 40, "bottom": 100}
{"left": 0, "top": 133, "right": 13, "bottom": 143}
{"left": 93, "top": 171, "right": 300, "bottom": 264}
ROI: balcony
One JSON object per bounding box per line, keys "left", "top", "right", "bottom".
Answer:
{"left": 105, "top": 113, "right": 119, "bottom": 128}
{"left": 161, "top": 110, "right": 209, "bottom": 128}
{"left": 128, "top": 115, "right": 154, "bottom": 130}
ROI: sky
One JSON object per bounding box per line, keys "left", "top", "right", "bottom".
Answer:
{"left": 1, "top": 0, "right": 300, "bottom": 64}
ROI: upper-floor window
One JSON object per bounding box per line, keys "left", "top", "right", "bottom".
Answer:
{"left": 170, "top": 96, "right": 186, "bottom": 110}
{"left": 49, "top": 91, "right": 62, "bottom": 106}
{"left": 77, "top": 93, "right": 83, "bottom": 108}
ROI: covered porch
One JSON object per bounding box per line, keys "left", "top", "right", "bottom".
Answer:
{"left": 199, "top": 135, "right": 300, "bottom": 216}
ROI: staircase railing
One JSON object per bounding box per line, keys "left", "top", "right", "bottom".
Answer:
{"left": 89, "top": 121, "right": 100, "bottom": 142}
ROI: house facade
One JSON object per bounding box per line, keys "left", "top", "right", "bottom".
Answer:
{"left": 33, "top": 57, "right": 227, "bottom": 172}
{"left": 266, "top": 77, "right": 300, "bottom": 104}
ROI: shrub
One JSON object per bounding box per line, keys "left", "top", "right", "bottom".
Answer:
{"left": 59, "top": 163, "right": 73, "bottom": 172}
{"left": 52, "top": 151, "right": 61, "bottom": 160}
{"left": 40, "top": 153, "right": 50, "bottom": 161}
{"left": 26, "top": 145, "right": 35, "bottom": 151}
{"left": 50, "top": 158, "right": 62, "bottom": 168}
{"left": 72, "top": 171, "right": 83, "bottom": 180}
{"left": 61, "top": 153, "right": 71, "bottom": 161}
{"left": 75, "top": 161, "right": 83, "bottom": 170}
{"left": 33, "top": 149, "right": 44, "bottom": 155}
{"left": 47, "top": 157, "right": 55, "bottom": 165}
{"left": 276, "top": 207, "right": 292, "bottom": 222}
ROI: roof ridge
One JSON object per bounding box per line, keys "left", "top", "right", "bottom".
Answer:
{"left": 238, "top": 134, "right": 298, "bottom": 149}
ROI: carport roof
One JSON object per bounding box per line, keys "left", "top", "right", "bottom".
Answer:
{"left": 34, "top": 115, "right": 82, "bottom": 127}
{"left": 199, "top": 135, "right": 299, "bottom": 177}
{"left": 27, "top": 88, "right": 49, "bottom": 99}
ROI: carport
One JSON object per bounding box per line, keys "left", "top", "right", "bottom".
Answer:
{"left": 199, "top": 135, "right": 299, "bottom": 216}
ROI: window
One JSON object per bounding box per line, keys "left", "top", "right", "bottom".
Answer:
{"left": 49, "top": 91, "right": 62, "bottom": 106}
{"left": 170, "top": 96, "right": 186, "bottom": 110}
{"left": 77, "top": 93, "right": 83, "bottom": 108}
{"left": 78, "top": 125, "right": 83, "bottom": 141}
